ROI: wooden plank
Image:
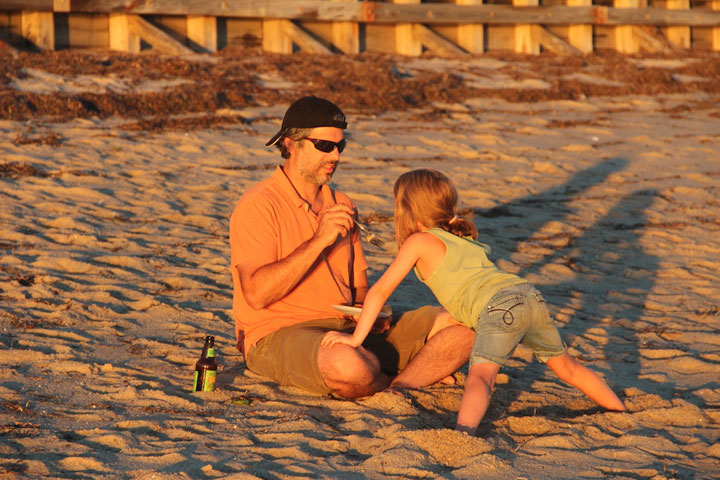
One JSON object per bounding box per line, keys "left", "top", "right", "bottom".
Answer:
{"left": 0, "top": 11, "right": 24, "bottom": 47}
{"left": 187, "top": 15, "right": 217, "bottom": 52}
{"left": 0, "top": 1, "right": 53, "bottom": 10}
{"left": 127, "top": 14, "right": 194, "bottom": 54}
{"left": 303, "top": 20, "right": 355, "bottom": 53}
{"left": 692, "top": 0, "right": 720, "bottom": 50}
{"left": 632, "top": 24, "right": 671, "bottom": 51}
{"left": 224, "top": 18, "right": 262, "bottom": 48}
{"left": 21, "top": 10, "right": 54, "bottom": 50}
{"left": 109, "top": 13, "right": 140, "bottom": 52}
{"left": 365, "top": 24, "right": 396, "bottom": 53}
{"left": 68, "top": 12, "right": 108, "bottom": 48}
{"left": 487, "top": 24, "right": 515, "bottom": 52}
{"left": 0, "top": 12, "right": 15, "bottom": 48}
{"left": 54, "top": 10, "right": 69, "bottom": 48}
{"left": 5, "top": 2, "right": 720, "bottom": 28}
{"left": 53, "top": 0, "right": 69, "bottom": 12}
{"left": 280, "top": 18, "right": 333, "bottom": 53}
{"left": 0, "top": 36, "right": 16, "bottom": 51}
{"left": 263, "top": 19, "right": 292, "bottom": 53}
{"left": 413, "top": 23, "right": 466, "bottom": 55}
{"left": 655, "top": 0, "right": 690, "bottom": 48}
{"left": 151, "top": 14, "right": 187, "bottom": 47}
{"left": 532, "top": 24, "right": 582, "bottom": 54}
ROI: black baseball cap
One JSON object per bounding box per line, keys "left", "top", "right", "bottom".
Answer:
{"left": 265, "top": 96, "right": 347, "bottom": 147}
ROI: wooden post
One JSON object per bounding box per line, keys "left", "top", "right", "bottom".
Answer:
{"left": 612, "top": 0, "right": 642, "bottom": 53}
{"left": 514, "top": 0, "right": 540, "bottom": 54}
{"left": 109, "top": 13, "right": 140, "bottom": 53}
{"left": 692, "top": 0, "right": 719, "bottom": 50}
{"left": 488, "top": 0, "right": 540, "bottom": 53}
{"left": 545, "top": 0, "right": 593, "bottom": 53}
{"left": 332, "top": 0, "right": 359, "bottom": 54}
{"left": 394, "top": 0, "right": 422, "bottom": 56}
{"left": 263, "top": 18, "right": 292, "bottom": 53}
{"left": 712, "top": 0, "right": 720, "bottom": 51}
{"left": 187, "top": 15, "right": 217, "bottom": 52}
{"left": 568, "top": 0, "right": 593, "bottom": 53}
{"left": 654, "top": 0, "right": 690, "bottom": 48}
{"left": 432, "top": 0, "right": 483, "bottom": 54}
{"left": 21, "top": 11, "right": 54, "bottom": 50}
{"left": 453, "top": 0, "right": 484, "bottom": 53}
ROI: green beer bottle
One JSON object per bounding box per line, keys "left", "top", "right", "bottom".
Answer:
{"left": 193, "top": 335, "right": 217, "bottom": 392}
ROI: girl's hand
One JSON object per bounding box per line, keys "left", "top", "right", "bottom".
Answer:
{"left": 354, "top": 303, "right": 390, "bottom": 334}
{"left": 321, "top": 331, "right": 359, "bottom": 348}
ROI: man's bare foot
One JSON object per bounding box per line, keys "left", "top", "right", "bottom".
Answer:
{"left": 438, "top": 374, "right": 456, "bottom": 385}
{"left": 388, "top": 374, "right": 455, "bottom": 390}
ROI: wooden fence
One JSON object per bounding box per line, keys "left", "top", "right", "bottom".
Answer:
{"left": 2, "top": 0, "right": 719, "bottom": 55}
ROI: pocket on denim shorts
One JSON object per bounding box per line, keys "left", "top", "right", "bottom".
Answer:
{"left": 485, "top": 293, "right": 527, "bottom": 332}
{"left": 531, "top": 290, "right": 555, "bottom": 327}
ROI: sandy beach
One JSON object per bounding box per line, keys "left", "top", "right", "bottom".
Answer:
{"left": 1, "top": 48, "right": 719, "bottom": 479}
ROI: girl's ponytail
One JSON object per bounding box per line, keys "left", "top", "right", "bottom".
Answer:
{"left": 443, "top": 214, "right": 477, "bottom": 240}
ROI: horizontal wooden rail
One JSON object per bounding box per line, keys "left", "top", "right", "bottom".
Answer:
{"left": 1, "top": 1, "right": 719, "bottom": 27}
{"left": 3, "top": 1, "right": 719, "bottom": 56}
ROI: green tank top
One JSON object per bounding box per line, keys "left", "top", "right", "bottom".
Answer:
{"left": 414, "top": 228, "right": 526, "bottom": 330}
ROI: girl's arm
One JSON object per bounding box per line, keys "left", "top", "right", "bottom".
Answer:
{"left": 321, "top": 233, "right": 437, "bottom": 348}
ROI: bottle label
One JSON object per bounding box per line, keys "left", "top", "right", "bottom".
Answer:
{"left": 193, "top": 371, "right": 200, "bottom": 392}
{"left": 193, "top": 369, "right": 217, "bottom": 392}
{"left": 207, "top": 347, "right": 215, "bottom": 358}
{"left": 203, "top": 370, "right": 217, "bottom": 392}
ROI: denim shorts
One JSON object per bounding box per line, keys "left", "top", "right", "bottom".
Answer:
{"left": 470, "top": 283, "right": 567, "bottom": 367}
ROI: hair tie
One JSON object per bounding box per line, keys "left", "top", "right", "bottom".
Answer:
{"left": 448, "top": 215, "right": 458, "bottom": 225}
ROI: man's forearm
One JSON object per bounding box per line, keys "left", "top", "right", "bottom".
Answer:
{"left": 239, "top": 236, "right": 327, "bottom": 310}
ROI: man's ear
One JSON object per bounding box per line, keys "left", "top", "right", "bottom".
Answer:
{"left": 283, "top": 136, "right": 297, "bottom": 152}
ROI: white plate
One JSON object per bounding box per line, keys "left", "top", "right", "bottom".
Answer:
{"left": 332, "top": 305, "right": 391, "bottom": 319}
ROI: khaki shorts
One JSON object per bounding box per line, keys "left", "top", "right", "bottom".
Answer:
{"left": 245, "top": 306, "right": 441, "bottom": 395}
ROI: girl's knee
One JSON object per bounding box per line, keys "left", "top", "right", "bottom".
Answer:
{"left": 547, "top": 353, "right": 583, "bottom": 382}
{"left": 468, "top": 362, "right": 500, "bottom": 387}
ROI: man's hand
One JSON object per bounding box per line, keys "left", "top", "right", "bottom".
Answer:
{"left": 321, "top": 331, "right": 360, "bottom": 349}
{"left": 370, "top": 315, "right": 390, "bottom": 334}
{"left": 314, "top": 204, "right": 355, "bottom": 248}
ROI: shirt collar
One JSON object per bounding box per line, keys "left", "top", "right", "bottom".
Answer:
{"left": 271, "top": 166, "right": 335, "bottom": 212}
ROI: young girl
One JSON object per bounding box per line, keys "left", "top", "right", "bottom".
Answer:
{"left": 321, "top": 168, "right": 626, "bottom": 434}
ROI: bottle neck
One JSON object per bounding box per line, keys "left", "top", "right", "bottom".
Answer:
{"left": 200, "top": 336, "right": 215, "bottom": 358}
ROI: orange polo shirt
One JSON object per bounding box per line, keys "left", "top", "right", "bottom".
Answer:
{"left": 229, "top": 166, "right": 369, "bottom": 354}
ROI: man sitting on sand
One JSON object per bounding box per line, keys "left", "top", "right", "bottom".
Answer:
{"left": 229, "top": 96, "right": 474, "bottom": 398}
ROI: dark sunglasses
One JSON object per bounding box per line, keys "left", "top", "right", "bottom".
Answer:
{"left": 305, "top": 138, "right": 346, "bottom": 154}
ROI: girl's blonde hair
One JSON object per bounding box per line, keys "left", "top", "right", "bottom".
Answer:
{"left": 393, "top": 168, "right": 477, "bottom": 247}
